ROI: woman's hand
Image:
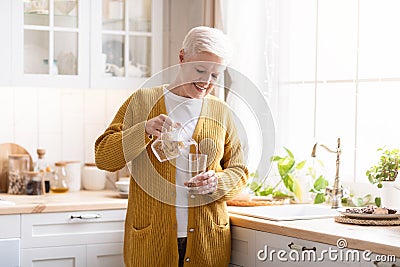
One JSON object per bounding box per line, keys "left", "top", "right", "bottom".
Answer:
{"left": 184, "top": 170, "right": 218, "bottom": 194}
{"left": 145, "top": 114, "right": 174, "bottom": 137}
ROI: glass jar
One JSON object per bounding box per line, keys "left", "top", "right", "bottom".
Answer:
{"left": 51, "top": 162, "right": 69, "bottom": 193}
{"left": 8, "top": 154, "right": 31, "bottom": 195}
{"left": 24, "top": 171, "right": 44, "bottom": 195}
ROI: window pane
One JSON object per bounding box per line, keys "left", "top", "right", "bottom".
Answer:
{"left": 24, "top": 30, "right": 49, "bottom": 74}
{"left": 103, "top": 0, "right": 125, "bottom": 31}
{"left": 277, "top": 83, "right": 315, "bottom": 158}
{"left": 55, "top": 31, "right": 78, "bottom": 75}
{"left": 358, "top": 0, "right": 400, "bottom": 78}
{"left": 355, "top": 81, "right": 400, "bottom": 182}
{"left": 283, "top": 0, "right": 317, "bottom": 82}
{"left": 317, "top": 0, "right": 358, "bottom": 81}
{"left": 128, "top": 36, "right": 151, "bottom": 77}
{"left": 54, "top": 0, "right": 78, "bottom": 28}
{"left": 315, "top": 83, "right": 356, "bottom": 183}
{"left": 128, "top": 0, "right": 151, "bottom": 32}
{"left": 24, "top": 0, "right": 49, "bottom": 26}
{"left": 102, "top": 35, "right": 125, "bottom": 76}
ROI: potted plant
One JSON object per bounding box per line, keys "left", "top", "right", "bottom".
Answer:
{"left": 366, "top": 147, "right": 400, "bottom": 207}
{"left": 249, "top": 147, "right": 329, "bottom": 204}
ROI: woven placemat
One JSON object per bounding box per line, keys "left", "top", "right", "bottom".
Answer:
{"left": 226, "top": 199, "right": 285, "bottom": 207}
{"left": 335, "top": 215, "right": 400, "bottom": 226}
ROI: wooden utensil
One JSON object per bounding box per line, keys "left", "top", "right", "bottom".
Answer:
{"left": 0, "top": 143, "right": 33, "bottom": 193}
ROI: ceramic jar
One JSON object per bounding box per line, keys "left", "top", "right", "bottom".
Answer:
{"left": 82, "top": 163, "right": 106, "bottom": 190}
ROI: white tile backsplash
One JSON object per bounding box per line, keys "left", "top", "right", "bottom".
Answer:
{"left": 0, "top": 86, "right": 131, "bottom": 166}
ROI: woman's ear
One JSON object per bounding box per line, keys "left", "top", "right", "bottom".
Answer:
{"left": 179, "top": 49, "right": 185, "bottom": 63}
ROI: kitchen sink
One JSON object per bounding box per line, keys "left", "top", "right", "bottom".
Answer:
{"left": 228, "top": 204, "right": 339, "bottom": 221}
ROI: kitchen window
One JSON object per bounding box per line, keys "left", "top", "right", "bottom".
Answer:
{"left": 222, "top": 0, "right": 400, "bottom": 188}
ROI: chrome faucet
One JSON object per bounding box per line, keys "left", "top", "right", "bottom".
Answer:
{"left": 312, "top": 138, "right": 344, "bottom": 209}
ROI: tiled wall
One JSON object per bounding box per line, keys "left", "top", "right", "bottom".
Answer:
{"left": 0, "top": 86, "right": 132, "bottom": 166}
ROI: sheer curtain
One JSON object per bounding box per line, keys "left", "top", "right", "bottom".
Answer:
{"left": 216, "top": 0, "right": 280, "bottom": 178}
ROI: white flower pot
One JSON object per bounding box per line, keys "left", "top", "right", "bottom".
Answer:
{"left": 380, "top": 181, "right": 400, "bottom": 209}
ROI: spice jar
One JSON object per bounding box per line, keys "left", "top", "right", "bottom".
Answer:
{"left": 8, "top": 154, "right": 30, "bottom": 195}
{"left": 24, "top": 171, "right": 45, "bottom": 195}
{"left": 51, "top": 162, "right": 69, "bottom": 193}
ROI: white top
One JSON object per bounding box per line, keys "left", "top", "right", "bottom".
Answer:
{"left": 164, "top": 88, "right": 203, "bottom": 238}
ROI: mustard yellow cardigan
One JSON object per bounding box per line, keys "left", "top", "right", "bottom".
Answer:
{"left": 95, "top": 86, "right": 248, "bottom": 267}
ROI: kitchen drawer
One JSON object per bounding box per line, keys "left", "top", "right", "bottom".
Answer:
{"left": 21, "top": 209, "right": 126, "bottom": 248}
{"left": 255, "top": 231, "right": 361, "bottom": 267}
{"left": 0, "top": 214, "right": 20, "bottom": 238}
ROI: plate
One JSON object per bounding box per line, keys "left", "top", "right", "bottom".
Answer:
{"left": 338, "top": 208, "right": 400, "bottom": 219}
{"left": 119, "top": 191, "right": 128, "bottom": 198}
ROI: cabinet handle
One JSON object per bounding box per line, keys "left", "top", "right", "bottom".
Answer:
{"left": 70, "top": 214, "right": 102, "bottom": 220}
{"left": 373, "top": 261, "right": 399, "bottom": 267}
{"left": 288, "top": 242, "right": 316, "bottom": 252}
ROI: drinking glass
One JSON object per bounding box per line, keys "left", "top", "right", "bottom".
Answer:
{"left": 187, "top": 153, "right": 208, "bottom": 194}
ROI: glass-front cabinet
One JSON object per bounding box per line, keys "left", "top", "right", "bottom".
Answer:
{"left": 90, "top": 0, "right": 162, "bottom": 89}
{"left": 12, "top": 0, "right": 90, "bottom": 87}
{"left": 10, "top": 0, "right": 162, "bottom": 89}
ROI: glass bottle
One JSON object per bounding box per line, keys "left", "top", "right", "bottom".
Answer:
{"left": 51, "top": 162, "right": 69, "bottom": 193}
{"left": 35, "top": 148, "right": 51, "bottom": 193}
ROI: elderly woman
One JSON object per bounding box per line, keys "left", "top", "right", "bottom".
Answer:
{"left": 95, "top": 26, "right": 248, "bottom": 267}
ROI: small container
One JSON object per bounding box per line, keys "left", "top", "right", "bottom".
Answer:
{"left": 8, "top": 154, "right": 30, "bottom": 195}
{"left": 64, "top": 161, "right": 81, "bottom": 192}
{"left": 24, "top": 171, "right": 45, "bottom": 195}
{"left": 151, "top": 124, "right": 197, "bottom": 162}
{"left": 51, "top": 162, "right": 69, "bottom": 193}
{"left": 82, "top": 163, "right": 106, "bottom": 190}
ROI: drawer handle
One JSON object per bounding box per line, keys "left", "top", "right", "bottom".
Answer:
{"left": 70, "top": 214, "right": 102, "bottom": 220}
{"left": 288, "top": 242, "right": 316, "bottom": 252}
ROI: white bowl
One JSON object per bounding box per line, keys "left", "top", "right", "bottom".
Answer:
{"left": 115, "top": 180, "right": 129, "bottom": 192}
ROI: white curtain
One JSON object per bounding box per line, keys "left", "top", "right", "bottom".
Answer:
{"left": 215, "top": 0, "right": 281, "bottom": 178}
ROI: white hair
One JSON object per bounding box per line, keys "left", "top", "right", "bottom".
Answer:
{"left": 182, "top": 26, "right": 232, "bottom": 63}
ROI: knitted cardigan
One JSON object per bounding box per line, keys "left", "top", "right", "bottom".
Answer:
{"left": 95, "top": 86, "right": 248, "bottom": 267}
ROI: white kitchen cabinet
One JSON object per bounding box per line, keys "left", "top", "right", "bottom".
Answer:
{"left": 89, "top": 0, "right": 163, "bottom": 89}
{"left": 87, "top": 243, "right": 124, "bottom": 267}
{"left": 230, "top": 226, "right": 257, "bottom": 267}
{"left": 21, "top": 209, "right": 126, "bottom": 267}
{"left": 255, "top": 231, "right": 361, "bottom": 267}
{"left": 11, "top": 0, "right": 90, "bottom": 88}
{"left": 21, "top": 245, "right": 86, "bottom": 267}
{"left": 0, "top": 214, "right": 21, "bottom": 266}
{"left": 230, "top": 226, "right": 366, "bottom": 267}
{"left": 7, "top": 0, "right": 162, "bottom": 89}
{"left": 0, "top": 1, "right": 12, "bottom": 86}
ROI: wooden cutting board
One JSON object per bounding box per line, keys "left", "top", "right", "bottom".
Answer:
{"left": 0, "top": 143, "right": 33, "bottom": 193}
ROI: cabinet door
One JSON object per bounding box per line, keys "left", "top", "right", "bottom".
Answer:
{"left": 90, "top": 0, "right": 163, "bottom": 89}
{"left": 0, "top": 214, "right": 20, "bottom": 239}
{"left": 11, "top": 0, "right": 90, "bottom": 88}
{"left": 21, "top": 209, "right": 126, "bottom": 248}
{"left": 230, "top": 226, "right": 256, "bottom": 267}
{"left": 21, "top": 245, "right": 86, "bottom": 267}
{"left": 0, "top": 0, "right": 11, "bottom": 85}
{"left": 87, "top": 243, "right": 124, "bottom": 267}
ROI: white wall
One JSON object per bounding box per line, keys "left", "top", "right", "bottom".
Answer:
{"left": 0, "top": 86, "right": 132, "bottom": 165}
